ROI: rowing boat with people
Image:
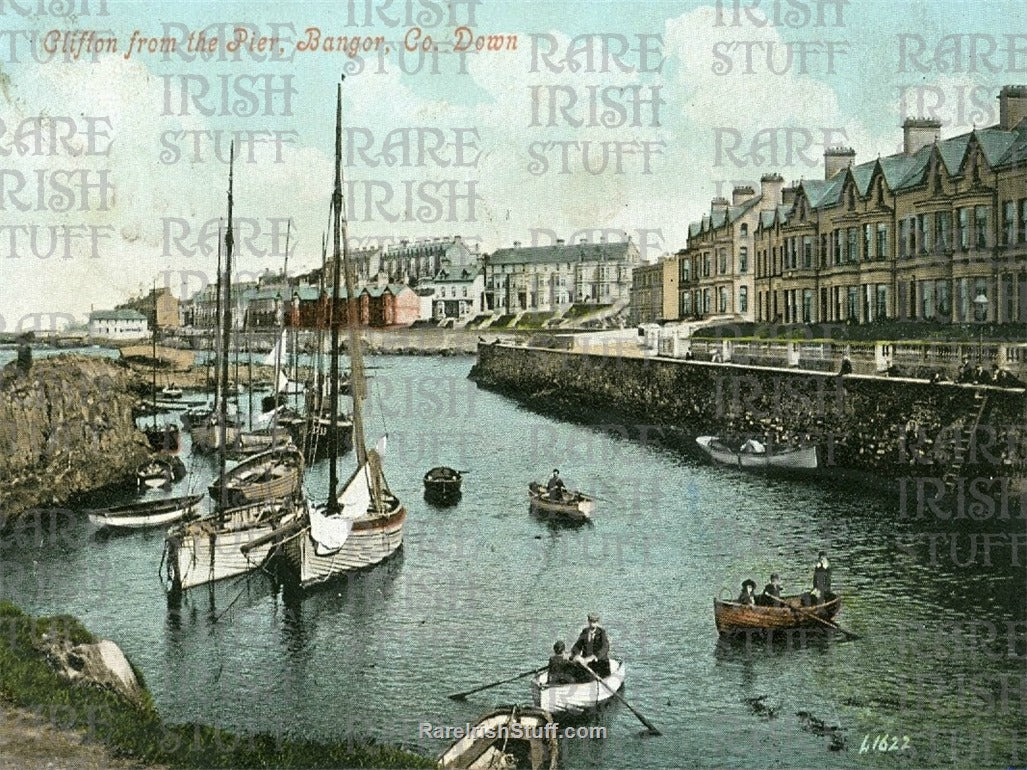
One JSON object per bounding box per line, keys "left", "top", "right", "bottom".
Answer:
{"left": 713, "top": 593, "right": 842, "bottom": 633}
{"left": 531, "top": 658, "right": 625, "bottom": 714}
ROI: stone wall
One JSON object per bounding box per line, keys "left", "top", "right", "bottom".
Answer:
{"left": 0, "top": 355, "right": 149, "bottom": 526}
{"left": 470, "top": 344, "right": 1027, "bottom": 479}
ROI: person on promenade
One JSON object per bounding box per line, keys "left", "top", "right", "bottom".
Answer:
{"left": 571, "top": 612, "right": 610, "bottom": 680}
{"left": 758, "top": 574, "right": 783, "bottom": 606}
{"left": 547, "top": 641, "right": 576, "bottom": 685}
{"left": 737, "top": 579, "right": 757, "bottom": 605}
{"left": 546, "top": 469, "right": 566, "bottom": 500}
{"left": 838, "top": 357, "right": 853, "bottom": 376}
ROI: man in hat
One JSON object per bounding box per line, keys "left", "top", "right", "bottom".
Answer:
{"left": 571, "top": 612, "right": 610, "bottom": 680}
{"left": 546, "top": 468, "right": 566, "bottom": 500}
{"left": 736, "top": 579, "right": 757, "bottom": 605}
{"left": 547, "top": 640, "right": 576, "bottom": 686}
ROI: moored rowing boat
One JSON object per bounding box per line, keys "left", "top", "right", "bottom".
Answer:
{"left": 438, "top": 706, "right": 559, "bottom": 770}
{"left": 87, "top": 493, "right": 204, "bottom": 529}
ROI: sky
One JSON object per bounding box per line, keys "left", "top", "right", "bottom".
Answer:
{"left": 0, "top": 0, "right": 1022, "bottom": 328}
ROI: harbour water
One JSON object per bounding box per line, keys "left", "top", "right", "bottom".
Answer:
{"left": 0, "top": 351, "right": 1024, "bottom": 768}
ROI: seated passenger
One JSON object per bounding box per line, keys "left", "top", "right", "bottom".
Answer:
{"left": 737, "top": 579, "right": 757, "bottom": 605}
{"left": 547, "top": 640, "right": 576, "bottom": 685}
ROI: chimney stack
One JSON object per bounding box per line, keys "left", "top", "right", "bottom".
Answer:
{"left": 999, "top": 85, "right": 1027, "bottom": 129}
{"left": 824, "top": 146, "right": 856, "bottom": 179}
{"left": 710, "top": 196, "right": 729, "bottom": 217}
{"left": 902, "top": 117, "right": 941, "bottom": 154}
{"left": 732, "top": 185, "right": 756, "bottom": 206}
{"left": 782, "top": 185, "right": 798, "bottom": 205}
{"left": 759, "top": 173, "right": 784, "bottom": 211}
{"left": 556, "top": 238, "right": 566, "bottom": 246}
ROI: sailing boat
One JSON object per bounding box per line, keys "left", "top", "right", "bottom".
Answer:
{"left": 164, "top": 144, "right": 304, "bottom": 593}
{"left": 142, "top": 284, "right": 181, "bottom": 454}
{"left": 272, "top": 83, "right": 404, "bottom": 588}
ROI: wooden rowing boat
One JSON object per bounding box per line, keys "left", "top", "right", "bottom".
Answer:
{"left": 87, "top": 493, "right": 204, "bottom": 529}
{"left": 696, "top": 436, "right": 818, "bottom": 470}
{"left": 531, "top": 659, "right": 624, "bottom": 714}
{"left": 528, "top": 482, "right": 595, "bottom": 522}
{"left": 713, "top": 593, "right": 842, "bottom": 633}
{"left": 424, "top": 466, "right": 462, "bottom": 501}
{"left": 136, "top": 458, "right": 173, "bottom": 489}
{"left": 438, "top": 706, "right": 559, "bottom": 770}
{"left": 208, "top": 446, "right": 304, "bottom": 507}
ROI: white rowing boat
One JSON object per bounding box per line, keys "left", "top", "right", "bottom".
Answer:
{"left": 87, "top": 493, "right": 204, "bottom": 529}
{"left": 438, "top": 706, "right": 559, "bottom": 770}
{"left": 531, "top": 659, "right": 625, "bottom": 714}
{"left": 696, "top": 436, "right": 818, "bottom": 470}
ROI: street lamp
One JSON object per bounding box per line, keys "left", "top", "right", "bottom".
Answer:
{"left": 973, "top": 292, "right": 989, "bottom": 361}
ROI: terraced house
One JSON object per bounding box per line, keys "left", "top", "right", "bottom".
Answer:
{"left": 754, "top": 85, "right": 1027, "bottom": 326}
{"left": 484, "top": 238, "right": 640, "bottom": 313}
{"left": 679, "top": 175, "right": 786, "bottom": 322}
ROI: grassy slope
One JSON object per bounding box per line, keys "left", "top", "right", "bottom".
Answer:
{"left": 0, "top": 602, "right": 434, "bottom": 769}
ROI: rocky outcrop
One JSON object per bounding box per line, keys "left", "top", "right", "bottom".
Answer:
{"left": 0, "top": 355, "right": 149, "bottom": 527}
{"left": 37, "top": 634, "right": 145, "bottom": 707}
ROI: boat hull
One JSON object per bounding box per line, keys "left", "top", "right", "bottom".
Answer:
{"left": 424, "top": 467, "right": 462, "bottom": 502}
{"left": 713, "top": 594, "right": 842, "bottom": 633}
{"left": 282, "top": 502, "right": 405, "bottom": 588}
{"left": 164, "top": 500, "right": 297, "bottom": 591}
{"left": 87, "top": 493, "right": 204, "bottom": 529}
{"left": 209, "top": 447, "right": 304, "bottom": 507}
{"left": 528, "top": 482, "right": 594, "bottom": 521}
{"left": 531, "top": 659, "right": 624, "bottom": 714}
{"left": 696, "top": 436, "right": 818, "bottom": 470}
{"left": 438, "top": 707, "right": 559, "bottom": 770}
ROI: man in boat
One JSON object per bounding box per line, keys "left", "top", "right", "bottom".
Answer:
{"left": 737, "top": 579, "right": 757, "bottom": 605}
{"left": 757, "top": 574, "right": 783, "bottom": 606}
{"left": 571, "top": 612, "right": 610, "bottom": 680}
{"left": 547, "top": 640, "right": 577, "bottom": 685}
{"left": 546, "top": 469, "right": 566, "bottom": 501}
{"left": 812, "top": 551, "right": 831, "bottom": 598}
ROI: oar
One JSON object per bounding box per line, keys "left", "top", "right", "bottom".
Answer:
{"left": 448, "top": 666, "right": 546, "bottom": 701}
{"left": 768, "top": 595, "right": 860, "bottom": 640}
{"left": 575, "top": 661, "right": 661, "bottom": 736}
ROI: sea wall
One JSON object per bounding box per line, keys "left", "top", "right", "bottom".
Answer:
{"left": 0, "top": 355, "right": 149, "bottom": 526}
{"left": 470, "top": 344, "right": 1027, "bottom": 480}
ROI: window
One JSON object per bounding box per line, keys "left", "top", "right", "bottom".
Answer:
{"left": 802, "top": 289, "right": 813, "bottom": 323}
{"left": 703, "top": 254, "right": 711, "bottom": 277}
{"left": 936, "top": 211, "right": 951, "bottom": 250}
{"left": 739, "top": 247, "right": 748, "bottom": 273}
{"left": 898, "top": 218, "right": 909, "bottom": 258}
{"left": 819, "top": 235, "right": 828, "bottom": 267}
{"left": 875, "top": 284, "right": 888, "bottom": 320}
{"left": 1020, "top": 199, "right": 1027, "bottom": 243}
{"left": 876, "top": 224, "right": 888, "bottom": 260}
{"left": 936, "top": 279, "right": 950, "bottom": 318}
{"left": 789, "top": 238, "right": 797, "bottom": 270}
{"left": 703, "top": 288, "right": 711, "bottom": 314}
{"left": 739, "top": 286, "right": 748, "bottom": 313}
{"left": 833, "top": 230, "right": 841, "bottom": 265}
{"left": 920, "top": 280, "right": 935, "bottom": 319}
{"left": 803, "top": 236, "right": 812, "bottom": 269}
{"left": 917, "top": 214, "right": 930, "bottom": 253}
{"left": 740, "top": 224, "right": 748, "bottom": 237}
{"left": 1004, "top": 201, "right": 1016, "bottom": 245}
{"left": 718, "top": 249, "right": 727, "bottom": 274}
{"left": 718, "top": 287, "right": 728, "bottom": 313}
{"left": 863, "top": 224, "right": 872, "bottom": 260}
{"left": 958, "top": 207, "right": 970, "bottom": 249}
{"left": 846, "top": 287, "right": 858, "bottom": 320}
{"left": 847, "top": 228, "right": 858, "bottom": 264}
{"left": 974, "top": 205, "right": 989, "bottom": 248}
{"left": 681, "top": 293, "right": 692, "bottom": 316}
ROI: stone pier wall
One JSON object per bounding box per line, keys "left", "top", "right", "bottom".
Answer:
{"left": 470, "top": 344, "right": 1027, "bottom": 479}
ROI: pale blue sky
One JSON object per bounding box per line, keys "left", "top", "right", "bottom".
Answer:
{"left": 0, "top": 0, "right": 1021, "bottom": 326}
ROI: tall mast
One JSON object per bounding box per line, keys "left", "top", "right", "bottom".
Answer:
{"left": 218, "top": 142, "right": 235, "bottom": 515}
{"left": 212, "top": 224, "right": 223, "bottom": 408}
{"left": 338, "top": 81, "right": 367, "bottom": 467}
{"left": 151, "top": 280, "right": 157, "bottom": 428}
{"left": 327, "top": 85, "right": 344, "bottom": 512}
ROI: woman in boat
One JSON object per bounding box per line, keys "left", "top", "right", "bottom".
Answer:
{"left": 570, "top": 612, "right": 610, "bottom": 680}
{"left": 757, "top": 574, "right": 783, "bottom": 606}
{"left": 736, "top": 579, "right": 757, "bottom": 605}
{"left": 812, "top": 551, "right": 831, "bottom": 596}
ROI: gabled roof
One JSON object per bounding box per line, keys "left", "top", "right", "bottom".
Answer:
{"left": 489, "top": 240, "right": 636, "bottom": 266}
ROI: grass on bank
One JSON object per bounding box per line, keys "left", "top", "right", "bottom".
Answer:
{"left": 0, "top": 601, "right": 435, "bottom": 769}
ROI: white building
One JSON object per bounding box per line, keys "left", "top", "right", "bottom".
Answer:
{"left": 417, "top": 265, "right": 485, "bottom": 321}
{"left": 88, "top": 309, "right": 149, "bottom": 340}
